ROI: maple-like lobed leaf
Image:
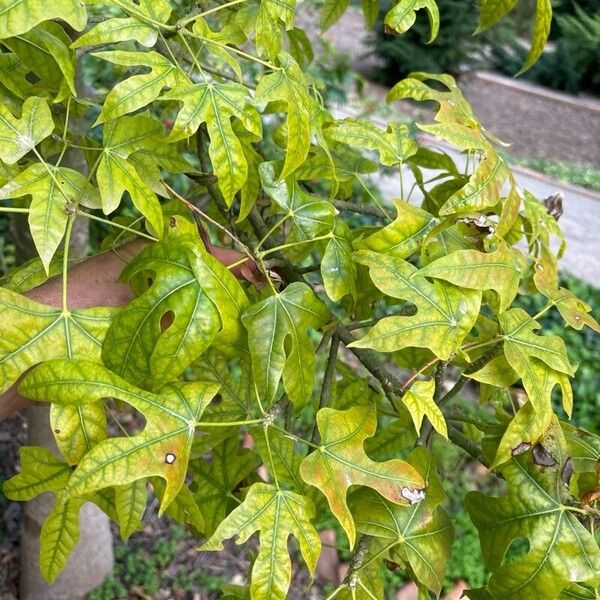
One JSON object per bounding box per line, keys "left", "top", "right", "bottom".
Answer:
{"left": 0, "top": 287, "right": 114, "bottom": 394}
{"left": 202, "top": 482, "right": 321, "bottom": 600}
{"left": 242, "top": 282, "right": 328, "bottom": 409}
{"left": 300, "top": 405, "right": 425, "bottom": 547}
{"left": 350, "top": 250, "right": 481, "bottom": 359}
{"left": 350, "top": 448, "right": 453, "bottom": 594}
{"left": 466, "top": 425, "right": 600, "bottom": 599}
{"left": 0, "top": 96, "right": 54, "bottom": 164}
{"left": 419, "top": 243, "right": 525, "bottom": 313}
{"left": 0, "top": 0, "right": 87, "bottom": 39}
{"left": 20, "top": 359, "right": 220, "bottom": 511}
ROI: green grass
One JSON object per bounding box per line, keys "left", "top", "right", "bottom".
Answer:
{"left": 505, "top": 155, "right": 600, "bottom": 192}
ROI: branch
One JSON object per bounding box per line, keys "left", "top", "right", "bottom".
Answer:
{"left": 448, "top": 425, "right": 489, "bottom": 468}
{"left": 332, "top": 200, "right": 387, "bottom": 219}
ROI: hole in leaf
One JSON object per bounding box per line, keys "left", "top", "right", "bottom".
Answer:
{"left": 160, "top": 310, "right": 175, "bottom": 332}
{"left": 106, "top": 400, "right": 146, "bottom": 437}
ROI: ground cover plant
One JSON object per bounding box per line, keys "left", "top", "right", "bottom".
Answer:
{"left": 1, "top": 0, "right": 600, "bottom": 598}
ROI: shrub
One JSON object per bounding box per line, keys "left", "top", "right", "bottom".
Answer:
{"left": 1, "top": 2, "right": 599, "bottom": 599}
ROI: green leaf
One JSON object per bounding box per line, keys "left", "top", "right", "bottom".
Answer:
{"left": 190, "top": 435, "right": 256, "bottom": 535}
{"left": 0, "top": 96, "right": 53, "bottom": 164}
{"left": 385, "top": 0, "right": 439, "bottom": 41}
{"left": 185, "top": 240, "right": 250, "bottom": 353}
{"left": 242, "top": 282, "right": 328, "bottom": 409}
{"left": 102, "top": 238, "right": 221, "bottom": 387}
{"left": 256, "top": 0, "right": 296, "bottom": 58}
{"left": 0, "top": 0, "right": 87, "bottom": 39}
{"left": 254, "top": 427, "right": 307, "bottom": 492}
{"left": 115, "top": 480, "right": 147, "bottom": 541}
{"left": 0, "top": 287, "right": 114, "bottom": 394}
{"left": 40, "top": 495, "right": 85, "bottom": 583}
{"left": 0, "top": 163, "right": 100, "bottom": 270}
{"left": 3, "top": 446, "right": 71, "bottom": 500}
{"left": 519, "top": 0, "right": 552, "bottom": 74}
{"left": 93, "top": 51, "right": 188, "bottom": 124}
{"left": 355, "top": 200, "right": 435, "bottom": 259}
{"left": 20, "top": 359, "right": 220, "bottom": 511}
{"left": 163, "top": 82, "right": 260, "bottom": 206}
{"left": 491, "top": 401, "right": 552, "bottom": 468}
{"left": 255, "top": 52, "right": 323, "bottom": 178}
{"left": 50, "top": 402, "right": 107, "bottom": 465}
{"left": 2, "top": 446, "right": 84, "bottom": 583}
{"left": 327, "top": 118, "right": 417, "bottom": 166}
{"left": 476, "top": 0, "right": 518, "bottom": 32}
{"left": 419, "top": 243, "right": 525, "bottom": 313}
{"left": 466, "top": 428, "right": 600, "bottom": 599}
{"left": 202, "top": 482, "right": 320, "bottom": 600}
{"left": 320, "top": 0, "right": 349, "bottom": 30}
{"left": 350, "top": 251, "right": 481, "bottom": 359}
{"left": 299, "top": 405, "right": 425, "bottom": 546}
{"left": 97, "top": 113, "right": 164, "bottom": 233}
{"left": 350, "top": 448, "right": 453, "bottom": 594}
{"left": 321, "top": 221, "right": 356, "bottom": 302}
{"left": 402, "top": 379, "right": 448, "bottom": 438}
{"left": 438, "top": 152, "right": 510, "bottom": 215}
{"left": 259, "top": 161, "right": 334, "bottom": 257}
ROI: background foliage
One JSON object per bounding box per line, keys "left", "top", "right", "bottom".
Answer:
{"left": 1, "top": 0, "right": 599, "bottom": 599}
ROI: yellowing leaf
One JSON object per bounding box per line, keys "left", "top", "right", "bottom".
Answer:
{"left": 72, "top": 0, "right": 171, "bottom": 48}
{"left": 327, "top": 118, "right": 417, "bottom": 167}
{"left": 385, "top": 0, "right": 440, "bottom": 42}
{"left": 402, "top": 379, "right": 447, "bottom": 438}
{"left": 350, "top": 448, "right": 453, "bottom": 594}
{"left": 501, "top": 307, "right": 576, "bottom": 376}
{"left": 0, "top": 96, "right": 53, "bottom": 164}
{"left": 50, "top": 403, "right": 107, "bottom": 465}
{"left": 419, "top": 243, "right": 524, "bottom": 313}
{"left": 242, "top": 282, "right": 328, "bottom": 408}
{"left": 0, "top": 287, "right": 114, "bottom": 394}
{"left": 476, "top": 0, "right": 518, "bottom": 32}
{"left": 519, "top": 0, "right": 552, "bottom": 74}
{"left": 202, "top": 482, "right": 320, "bottom": 600}
{"left": 0, "top": 0, "right": 87, "bottom": 39}
{"left": 387, "top": 73, "right": 480, "bottom": 130}
{"left": 0, "top": 163, "right": 100, "bottom": 270}
{"left": 355, "top": 200, "right": 435, "bottom": 258}
{"left": 466, "top": 429, "right": 600, "bottom": 599}
{"left": 93, "top": 51, "right": 188, "bottom": 124}
{"left": 256, "top": 0, "right": 296, "bottom": 58}
{"left": 351, "top": 251, "right": 481, "bottom": 360}
{"left": 255, "top": 52, "right": 323, "bottom": 178}
{"left": 115, "top": 480, "right": 147, "bottom": 541}
{"left": 20, "top": 359, "right": 220, "bottom": 511}
{"left": 163, "top": 82, "right": 261, "bottom": 205}
{"left": 439, "top": 152, "right": 510, "bottom": 215}
{"left": 491, "top": 401, "right": 552, "bottom": 468}
{"left": 97, "top": 114, "right": 164, "bottom": 233}
{"left": 299, "top": 405, "right": 425, "bottom": 546}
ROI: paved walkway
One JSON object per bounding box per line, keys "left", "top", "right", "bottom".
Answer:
{"left": 318, "top": 12, "right": 600, "bottom": 287}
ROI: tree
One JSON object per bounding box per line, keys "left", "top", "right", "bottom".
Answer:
{"left": 1, "top": 1, "right": 599, "bottom": 599}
